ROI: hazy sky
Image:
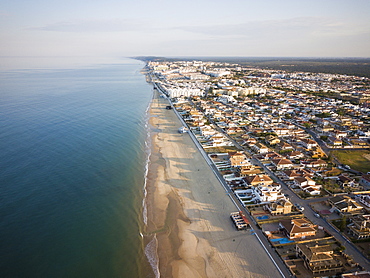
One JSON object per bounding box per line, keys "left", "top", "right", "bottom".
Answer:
{"left": 1, "top": 0, "right": 369, "bottom": 68}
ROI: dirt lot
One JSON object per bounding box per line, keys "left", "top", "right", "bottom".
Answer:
{"left": 310, "top": 201, "right": 340, "bottom": 221}
{"left": 355, "top": 241, "right": 370, "bottom": 259}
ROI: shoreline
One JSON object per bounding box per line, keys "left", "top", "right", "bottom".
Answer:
{"left": 144, "top": 90, "right": 183, "bottom": 277}
{"left": 144, "top": 89, "right": 282, "bottom": 278}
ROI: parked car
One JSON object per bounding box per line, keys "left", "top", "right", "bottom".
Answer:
{"left": 294, "top": 203, "right": 304, "bottom": 211}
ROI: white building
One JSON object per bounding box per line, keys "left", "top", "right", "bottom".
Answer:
{"left": 199, "top": 126, "right": 217, "bottom": 137}
{"left": 254, "top": 184, "right": 284, "bottom": 203}
{"left": 206, "top": 133, "right": 233, "bottom": 147}
{"left": 216, "top": 95, "right": 237, "bottom": 104}
{"left": 239, "top": 87, "right": 267, "bottom": 96}
{"left": 165, "top": 87, "right": 204, "bottom": 98}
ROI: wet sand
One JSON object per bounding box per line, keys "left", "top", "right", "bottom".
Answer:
{"left": 145, "top": 90, "right": 281, "bottom": 278}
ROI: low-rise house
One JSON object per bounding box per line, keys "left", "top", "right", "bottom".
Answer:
{"left": 259, "top": 151, "right": 282, "bottom": 161}
{"left": 252, "top": 142, "right": 269, "bottom": 154}
{"left": 271, "top": 158, "right": 294, "bottom": 170}
{"left": 265, "top": 135, "right": 280, "bottom": 145}
{"left": 278, "top": 141, "right": 294, "bottom": 150}
{"left": 244, "top": 137, "right": 257, "bottom": 147}
{"left": 284, "top": 122, "right": 295, "bottom": 129}
{"left": 328, "top": 136, "right": 343, "bottom": 146}
{"left": 254, "top": 184, "right": 283, "bottom": 203}
{"left": 206, "top": 133, "right": 232, "bottom": 147}
{"left": 360, "top": 175, "right": 370, "bottom": 189}
{"left": 282, "top": 169, "right": 314, "bottom": 180}
{"left": 296, "top": 242, "right": 345, "bottom": 275}
{"left": 317, "top": 125, "right": 335, "bottom": 135}
{"left": 342, "top": 271, "right": 370, "bottom": 277}
{"left": 237, "top": 166, "right": 261, "bottom": 177}
{"left": 350, "top": 138, "right": 368, "bottom": 147}
{"left": 356, "top": 194, "right": 370, "bottom": 208}
{"left": 200, "top": 125, "right": 217, "bottom": 137}
{"left": 333, "top": 130, "right": 347, "bottom": 138}
{"left": 301, "top": 159, "right": 328, "bottom": 169}
{"left": 282, "top": 170, "right": 303, "bottom": 180}
{"left": 328, "top": 195, "right": 363, "bottom": 216}
{"left": 285, "top": 150, "right": 304, "bottom": 160}
{"left": 300, "top": 138, "right": 319, "bottom": 150}
{"left": 293, "top": 176, "right": 322, "bottom": 195}
{"left": 337, "top": 175, "right": 358, "bottom": 188}
{"left": 193, "top": 119, "right": 206, "bottom": 127}
{"left": 302, "top": 185, "right": 322, "bottom": 196}
{"left": 279, "top": 218, "right": 316, "bottom": 239}
{"left": 226, "top": 126, "right": 244, "bottom": 135}
{"left": 347, "top": 214, "right": 370, "bottom": 239}
{"left": 229, "top": 151, "right": 251, "bottom": 167}
{"left": 294, "top": 176, "right": 316, "bottom": 187}
{"left": 273, "top": 128, "right": 291, "bottom": 136}
{"left": 291, "top": 128, "right": 306, "bottom": 136}
{"left": 265, "top": 199, "right": 293, "bottom": 215}
{"left": 309, "top": 146, "right": 327, "bottom": 159}
{"left": 189, "top": 109, "right": 203, "bottom": 120}
{"left": 244, "top": 174, "right": 273, "bottom": 187}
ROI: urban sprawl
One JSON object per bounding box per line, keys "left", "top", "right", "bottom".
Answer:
{"left": 145, "top": 59, "right": 370, "bottom": 278}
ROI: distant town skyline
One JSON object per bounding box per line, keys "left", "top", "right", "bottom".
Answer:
{"left": 1, "top": 0, "right": 369, "bottom": 69}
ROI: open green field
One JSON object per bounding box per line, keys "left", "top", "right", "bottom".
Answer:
{"left": 331, "top": 150, "right": 370, "bottom": 173}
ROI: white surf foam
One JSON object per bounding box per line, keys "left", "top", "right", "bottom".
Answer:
{"left": 144, "top": 235, "right": 160, "bottom": 278}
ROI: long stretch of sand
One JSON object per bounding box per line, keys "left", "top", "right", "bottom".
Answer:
{"left": 145, "top": 90, "right": 282, "bottom": 278}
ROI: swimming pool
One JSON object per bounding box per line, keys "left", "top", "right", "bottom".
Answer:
{"left": 270, "top": 238, "right": 294, "bottom": 244}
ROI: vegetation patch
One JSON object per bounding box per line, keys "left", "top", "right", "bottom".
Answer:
{"left": 204, "top": 146, "right": 238, "bottom": 153}
{"left": 331, "top": 150, "right": 370, "bottom": 173}
{"left": 332, "top": 218, "right": 349, "bottom": 232}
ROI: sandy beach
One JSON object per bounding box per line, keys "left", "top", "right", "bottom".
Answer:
{"left": 145, "top": 89, "right": 282, "bottom": 278}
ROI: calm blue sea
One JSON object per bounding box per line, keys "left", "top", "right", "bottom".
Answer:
{"left": 0, "top": 59, "right": 154, "bottom": 277}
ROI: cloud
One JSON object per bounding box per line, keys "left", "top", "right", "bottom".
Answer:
{"left": 176, "top": 17, "right": 362, "bottom": 39}
{"left": 29, "top": 18, "right": 152, "bottom": 33}
{"left": 19, "top": 15, "right": 370, "bottom": 58}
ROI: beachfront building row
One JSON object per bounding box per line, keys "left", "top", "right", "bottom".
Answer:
{"left": 147, "top": 59, "right": 370, "bottom": 277}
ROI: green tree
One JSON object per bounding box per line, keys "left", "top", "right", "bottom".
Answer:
{"left": 339, "top": 217, "right": 347, "bottom": 232}
{"left": 316, "top": 112, "right": 331, "bottom": 118}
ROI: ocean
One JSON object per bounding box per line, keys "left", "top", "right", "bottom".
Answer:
{"left": 0, "top": 59, "right": 154, "bottom": 277}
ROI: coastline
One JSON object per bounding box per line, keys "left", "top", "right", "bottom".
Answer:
{"left": 144, "top": 89, "right": 282, "bottom": 278}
